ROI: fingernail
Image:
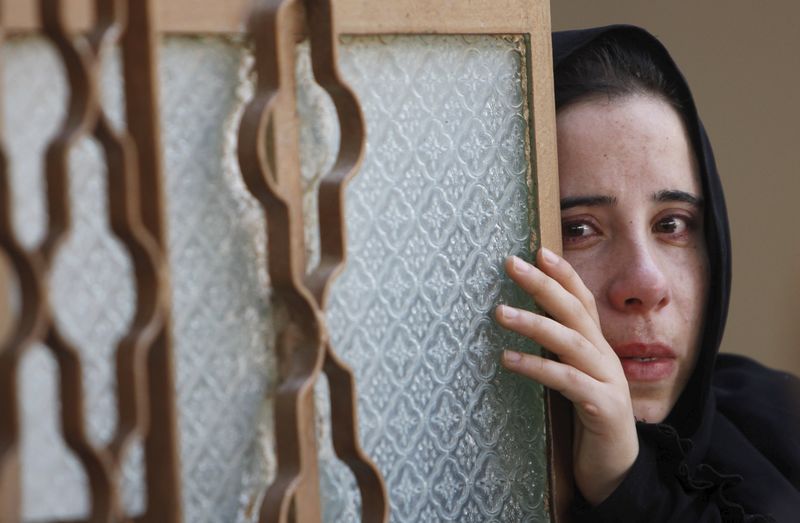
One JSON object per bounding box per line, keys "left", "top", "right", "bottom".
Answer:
{"left": 541, "top": 247, "right": 558, "bottom": 265}
{"left": 499, "top": 305, "right": 519, "bottom": 319}
{"left": 511, "top": 256, "right": 531, "bottom": 273}
{"left": 504, "top": 350, "right": 522, "bottom": 363}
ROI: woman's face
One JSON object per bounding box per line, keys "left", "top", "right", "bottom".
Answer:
{"left": 556, "top": 94, "right": 709, "bottom": 423}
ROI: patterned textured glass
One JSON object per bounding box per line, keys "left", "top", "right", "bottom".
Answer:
{"left": 312, "top": 35, "right": 549, "bottom": 522}
{"left": 5, "top": 32, "right": 550, "bottom": 523}
{"left": 5, "top": 36, "right": 276, "bottom": 523}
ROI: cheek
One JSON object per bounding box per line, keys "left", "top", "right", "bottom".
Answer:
{"left": 563, "top": 251, "right": 606, "bottom": 301}
{"left": 670, "top": 253, "right": 709, "bottom": 325}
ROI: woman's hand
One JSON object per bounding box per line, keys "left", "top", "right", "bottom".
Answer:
{"left": 495, "top": 248, "right": 639, "bottom": 505}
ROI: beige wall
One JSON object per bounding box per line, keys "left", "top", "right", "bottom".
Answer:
{"left": 551, "top": 1, "right": 800, "bottom": 376}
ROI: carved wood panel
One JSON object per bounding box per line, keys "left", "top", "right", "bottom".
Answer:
{"left": 0, "top": 1, "right": 565, "bottom": 521}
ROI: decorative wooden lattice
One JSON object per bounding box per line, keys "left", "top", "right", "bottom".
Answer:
{"left": 0, "top": 0, "right": 567, "bottom": 522}
{"left": 237, "top": 0, "right": 387, "bottom": 520}
{"left": 0, "top": 0, "right": 181, "bottom": 521}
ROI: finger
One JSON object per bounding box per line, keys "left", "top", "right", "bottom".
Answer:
{"left": 501, "top": 349, "right": 602, "bottom": 408}
{"left": 537, "top": 247, "right": 600, "bottom": 325}
{"left": 504, "top": 256, "right": 603, "bottom": 348}
{"left": 495, "top": 305, "right": 613, "bottom": 381}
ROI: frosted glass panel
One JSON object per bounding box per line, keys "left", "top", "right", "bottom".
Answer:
{"left": 5, "top": 32, "right": 551, "bottom": 523}
{"left": 317, "top": 35, "right": 549, "bottom": 522}
{"left": 159, "top": 39, "right": 276, "bottom": 523}
{"left": 4, "top": 36, "right": 276, "bottom": 523}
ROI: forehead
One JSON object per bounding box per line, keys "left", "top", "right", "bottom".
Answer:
{"left": 556, "top": 94, "right": 701, "bottom": 199}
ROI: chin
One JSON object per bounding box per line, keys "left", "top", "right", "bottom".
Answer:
{"left": 629, "top": 379, "right": 685, "bottom": 424}
{"left": 631, "top": 398, "right": 672, "bottom": 424}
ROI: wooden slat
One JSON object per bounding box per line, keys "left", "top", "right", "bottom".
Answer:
{"left": 524, "top": 0, "right": 561, "bottom": 256}
{"left": 0, "top": 2, "right": 5, "bottom": 353}
{"left": 0, "top": 6, "right": 22, "bottom": 519}
{"left": 520, "top": 6, "right": 574, "bottom": 519}
{"left": 237, "top": 1, "right": 324, "bottom": 520}
{"left": 0, "top": 1, "right": 181, "bottom": 521}
{"left": 0, "top": 0, "right": 9, "bottom": 352}
{"left": 5, "top": 0, "right": 252, "bottom": 33}
{"left": 121, "top": 1, "right": 182, "bottom": 522}
{"left": 8, "top": 0, "right": 545, "bottom": 35}
{"left": 337, "top": 0, "right": 540, "bottom": 34}
{"left": 306, "top": 0, "right": 389, "bottom": 519}
{"left": 0, "top": 256, "right": 7, "bottom": 345}
{"left": 6, "top": 0, "right": 95, "bottom": 33}
{"left": 35, "top": 0, "right": 116, "bottom": 515}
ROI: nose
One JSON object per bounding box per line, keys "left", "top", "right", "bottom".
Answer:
{"left": 607, "top": 240, "right": 670, "bottom": 313}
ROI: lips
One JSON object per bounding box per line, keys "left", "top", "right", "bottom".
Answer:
{"left": 613, "top": 343, "right": 677, "bottom": 382}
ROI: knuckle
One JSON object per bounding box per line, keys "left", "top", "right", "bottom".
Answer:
{"left": 558, "top": 255, "right": 576, "bottom": 273}
{"left": 567, "top": 328, "right": 586, "bottom": 350}
{"left": 579, "top": 287, "right": 597, "bottom": 309}
{"left": 521, "top": 310, "right": 540, "bottom": 330}
{"left": 565, "top": 294, "right": 585, "bottom": 318}
{"left": 580, "top": 401, "right": 600, "bottom": 417}
{"left": 535, "top": 272, "right": 556, "bottom": 297}
{"left": 527, "top": 272, "right": 552, "bottom": 298}
{"left": 576, "top": 335, "right": 596, "bottom": 357}
{"left": 565, "top": 364, "right": 583, "bottom": 385}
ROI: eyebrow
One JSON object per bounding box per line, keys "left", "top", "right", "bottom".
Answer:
{"left": 560, "top": 190, "right": 704, "bottom": 211}
{"left": 560, "top": 195, "right": 616, "bottom": 210}
{"left": 653, "top": 190, "right": 703, "bottom": 207}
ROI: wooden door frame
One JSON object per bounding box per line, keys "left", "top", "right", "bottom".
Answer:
{"left": 3, "top": 0, "right": 570, "bottom": 520}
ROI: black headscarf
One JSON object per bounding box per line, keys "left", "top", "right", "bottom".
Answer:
{"left": 553, "top": 25, "right": 800, "bottom": 521}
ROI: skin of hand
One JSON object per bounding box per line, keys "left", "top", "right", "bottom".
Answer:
{"left": 495, "top": 248, "right": 639, "bottom": 505}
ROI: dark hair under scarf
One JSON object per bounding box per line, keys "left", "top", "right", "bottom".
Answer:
{"left": 553, "top": 25, "right": 800, "bottom": 521}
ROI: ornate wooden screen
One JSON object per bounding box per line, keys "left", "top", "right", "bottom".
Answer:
{"left": 0, "top": 1, "right": 181, "bottom": 521}
{"left": 0, "top": 0, "right": 567, "bottom": 522}
{"left": 314, "top": 2, "right": 568, "bottom": 521}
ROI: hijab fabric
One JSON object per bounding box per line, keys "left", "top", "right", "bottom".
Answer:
{"left": 552, "top": 25, "right": 800, "bottom": 521}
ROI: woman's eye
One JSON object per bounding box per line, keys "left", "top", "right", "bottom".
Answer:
{"left": 653, "top": 216, "right": 689, "bottom": 235}
{"left": 562, "top": 220, "right": 599, "bottom": 246}
{"left": 564, "top": 223, "right": 593, "bottom": 237}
